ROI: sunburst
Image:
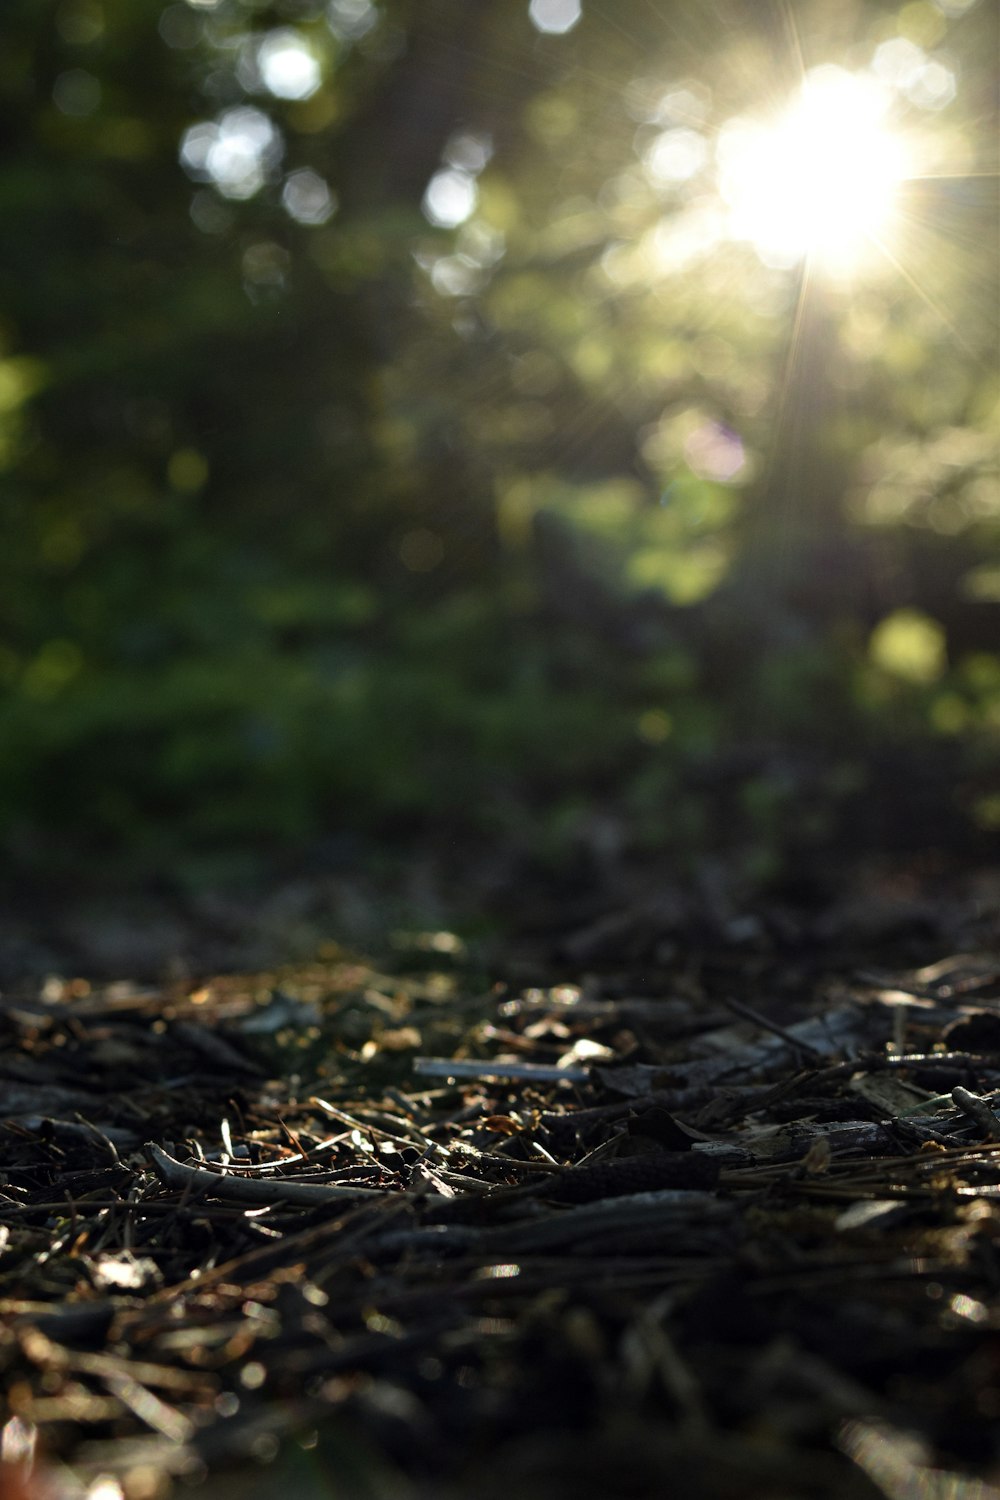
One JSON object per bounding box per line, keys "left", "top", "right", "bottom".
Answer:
{"left": 719, "top": 65, "right": 912, "bottom": 274}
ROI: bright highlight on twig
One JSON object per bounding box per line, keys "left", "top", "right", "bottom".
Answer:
{"left": 719, "top": 65, "right": 910, "bottom": 272}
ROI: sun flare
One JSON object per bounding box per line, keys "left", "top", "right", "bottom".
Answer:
{"left": 720, "top": 65, "right": 911, "bottom": 273}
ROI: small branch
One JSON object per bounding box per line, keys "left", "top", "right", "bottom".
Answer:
{"left": 413, "top": 1057, "right": 590, "bottom": 1084}
{"left": 951, "top": 1087, "right": 1000, "bottom": 1142}
{"left": 146, "top": 1143, "right": 391, "bottom": 1207}
{"left": 719, "top": 996, "right": 825, "bottom": 1062}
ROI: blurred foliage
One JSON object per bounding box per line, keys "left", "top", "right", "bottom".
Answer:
{"left": 0, "top": 0, "right": 997, "bottom": 892}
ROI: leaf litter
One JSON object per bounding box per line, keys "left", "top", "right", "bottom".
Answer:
{"left": 1, "top": 887, "right": 1000, "bottom": 1499}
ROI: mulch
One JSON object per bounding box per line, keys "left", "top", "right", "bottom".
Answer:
{"left": 2, "top": 872, "right": 1000, "bottom": 1500}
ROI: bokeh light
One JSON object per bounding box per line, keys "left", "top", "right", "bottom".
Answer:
{"left": 444, "top": 130, "right": 493, "bottom": 175}
{"left": 53, "top": 69, "right": 101, "bottom": 117}
{"left": 282, "top": 168, "right": 337, "bottom": 225}
{"left": 258, "top": 30, "right": 322, "bottom": 101}
{"left": 684, "top": 420, "right": 745, "bottom": 482}
{"left": 644, "top": 127, "right": 708, "bottom": 185}
{"left": 327, "top": 0, "right": 378, "bottom": 41}
{"left": 529, "top": 0, "right": 582, "bottom": 37}
{"left": 180, "top": 107, "right": 282, "bottom": 199}
{"left": 422, "top": 169, "right": 478, "bottom": 229}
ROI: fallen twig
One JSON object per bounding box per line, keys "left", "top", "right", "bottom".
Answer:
{"left": 413, "top": 1057, "right": 591, "bottom": 1084}
{"left": 146, "top": 1143, "right": 392, "bottom": 1206}
{"left": 951, "top": 1087, "right": 1000, "bottom": 1141}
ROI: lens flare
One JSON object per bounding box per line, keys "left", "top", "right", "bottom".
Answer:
{"left": 719, "top": 65, "right": 910, "bottom": 272}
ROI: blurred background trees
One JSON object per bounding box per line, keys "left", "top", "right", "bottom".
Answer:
{"left": 0, "top": 0, "right": 997, "bottom": 902}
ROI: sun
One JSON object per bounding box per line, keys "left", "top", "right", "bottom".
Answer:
{"left": 719, "top": 65, "right": 911, "bottom": 274}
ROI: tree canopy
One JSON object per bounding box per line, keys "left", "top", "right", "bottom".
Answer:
{"left": 1, "top": 0, "right": 997, "bottom": 896}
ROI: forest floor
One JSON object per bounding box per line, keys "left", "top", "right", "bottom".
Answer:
{"left": 2, "top": 857, "right": 1000, "bottom": 1500}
